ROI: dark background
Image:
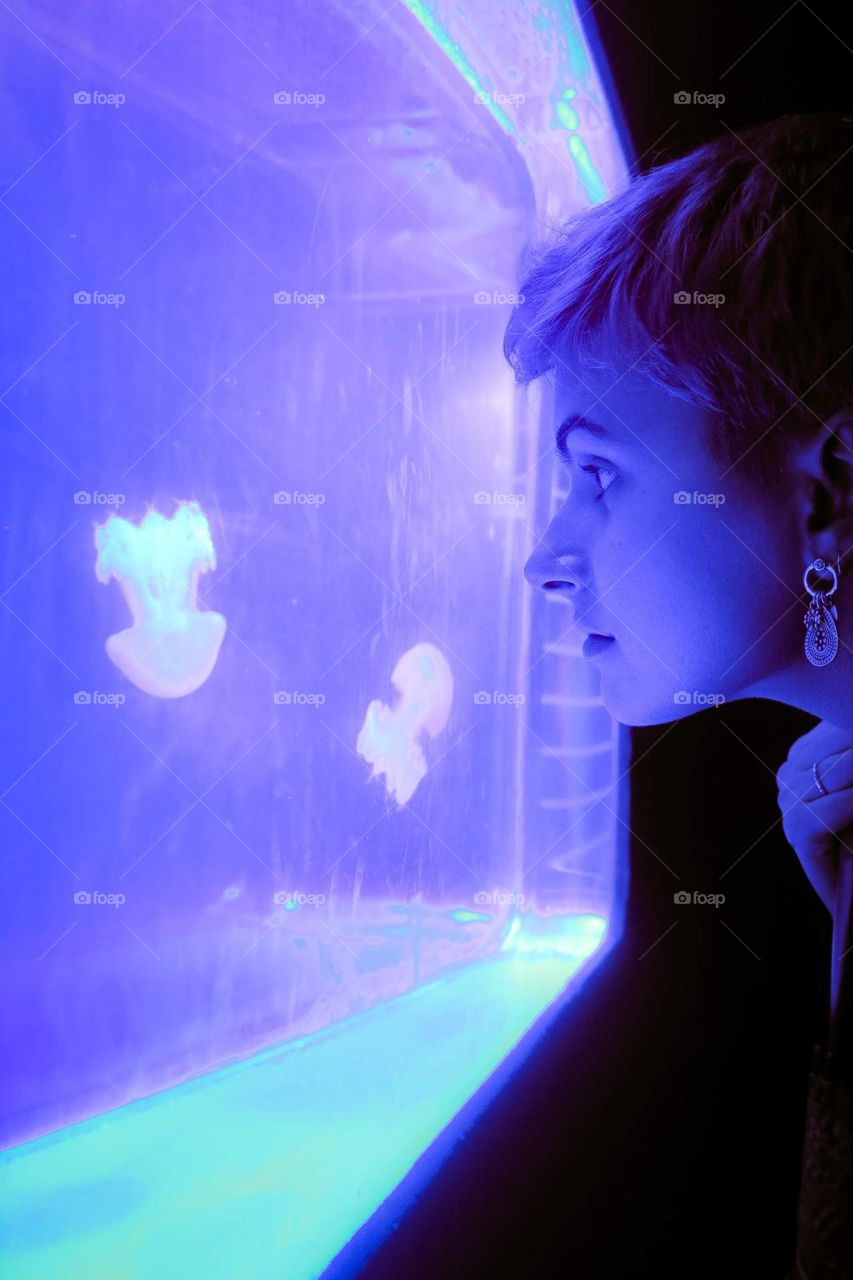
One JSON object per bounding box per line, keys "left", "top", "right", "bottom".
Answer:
{"left": 350, "top": 4, "right": 852, "bottom": 1277}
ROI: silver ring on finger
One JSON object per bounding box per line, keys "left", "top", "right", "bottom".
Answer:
{"left": 812, "top": 758, "right": 829, "bottom": 799}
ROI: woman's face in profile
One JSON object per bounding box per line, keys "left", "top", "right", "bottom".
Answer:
{"left": 523, "top": 354, "right": 804, "bottom": 727}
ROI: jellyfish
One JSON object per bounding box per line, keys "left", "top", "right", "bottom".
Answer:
{"left": 94, "top": 501, "right": 226, "bottom": 699}
{"left": 356, "top": 642, "right": 454, "bottom": 806}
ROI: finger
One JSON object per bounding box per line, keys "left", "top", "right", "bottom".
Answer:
{"left": 780, "top": 796, "right": 853, "bottom": 860}
{"left": 784, "top": 725, "right": 853, "bottom": 772}
{"left": 778, "top": 749, "right": 853, "bottom": 801}
{"left": 777, "top": 782, "right": 853, "bottom": 845}
{"left": 818, "top": 748, "right": 853, "bottom": 791}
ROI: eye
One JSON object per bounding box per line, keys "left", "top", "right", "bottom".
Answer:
{"left": 553, "top": 442, "right": 616, "bottom": 498}
{"left": 580, "top": 463, "right": 616, "bottom": 496}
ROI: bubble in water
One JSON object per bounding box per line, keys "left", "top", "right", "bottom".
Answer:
{"left": 356, "top": 642, "right": 453, "bottom": 806}
{"left": 94, "top": 501, "right": 227, "bottom": 699}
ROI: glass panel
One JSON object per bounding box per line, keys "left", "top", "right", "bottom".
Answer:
{"left": 1, "top": 1, "right": 630, "bottom": 1274}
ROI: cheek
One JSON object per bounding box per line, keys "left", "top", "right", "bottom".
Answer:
{"left": 627, "top": 548, "right": 793, "bottom": 684}
{"left": 699, "top": 512, "right": 798, "bottom": 643}
{"left": 598, "top": 494, "right": 794, "bottom": 645}
{"left": 593, "top": 492, "right": 800, "bottom": 703}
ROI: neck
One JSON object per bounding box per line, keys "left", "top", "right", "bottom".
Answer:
{"left": 742, "top": 648, "right": 853, "bottom": 731}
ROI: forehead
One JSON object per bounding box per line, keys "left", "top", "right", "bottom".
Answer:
{"left": 552, "top": 360, "right": 712, "bottom": 458}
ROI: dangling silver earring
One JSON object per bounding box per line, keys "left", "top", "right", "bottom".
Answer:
{"left": 803, "top": 556, "right": 840, "bottom": 667}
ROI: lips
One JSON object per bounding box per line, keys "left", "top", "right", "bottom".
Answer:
{"left": 582, "top": 632, "right": 616, "bottom": 659}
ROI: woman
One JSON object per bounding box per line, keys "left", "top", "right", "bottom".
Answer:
{"left": 504, "top": 112, "right": 853, "bottom": 1276}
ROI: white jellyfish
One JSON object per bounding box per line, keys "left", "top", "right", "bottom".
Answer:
{"left": 356, "top": 642, "right": 454, "bottom": 806}
{"left": 94, "top": 501, "right": 226, "bottom": 699}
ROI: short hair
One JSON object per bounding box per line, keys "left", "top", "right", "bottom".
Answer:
{"left": 503, "top": 112, "right": 853, "bottom": 482}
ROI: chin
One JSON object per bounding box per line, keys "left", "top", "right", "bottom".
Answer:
{"left": 599, "top": 685, "right": 700, "bottom": 728}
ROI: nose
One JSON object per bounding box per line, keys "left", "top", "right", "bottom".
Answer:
{"left": 523, "top": 534, "right": 583, "bottom": 600}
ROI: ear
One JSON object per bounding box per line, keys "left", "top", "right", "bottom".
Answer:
{"left": 796, "top": 409, "right": 853, "bottom": 574}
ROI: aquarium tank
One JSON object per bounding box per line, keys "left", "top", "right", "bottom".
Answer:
{"left": 0, "top": 0, "right": 632, "bottom": 1275}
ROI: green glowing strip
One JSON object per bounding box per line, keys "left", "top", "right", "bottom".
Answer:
{"left": 403, "top": 0, "right": 518, "bottom": 136}
{"left": 403, "top": 0, "right": 609, "bottom": 205}
{"left": 0, "top": 916, "right": 607, "bottom": 1280}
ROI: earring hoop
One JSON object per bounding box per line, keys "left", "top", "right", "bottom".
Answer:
{"left": 803, "top": 557, "right": 839, "bottom": 597}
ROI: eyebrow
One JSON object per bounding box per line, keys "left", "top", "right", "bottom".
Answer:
{"left": 554, "top": 414, "right": 613, "bottom": 460}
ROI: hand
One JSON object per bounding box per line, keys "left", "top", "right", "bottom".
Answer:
{"left": 776, "top": 719, "right": 853, "bottom": 918}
